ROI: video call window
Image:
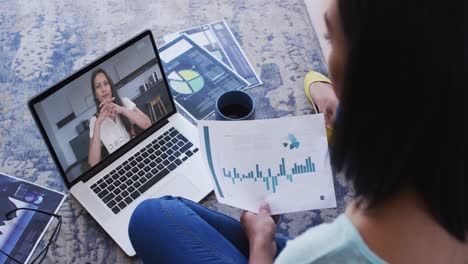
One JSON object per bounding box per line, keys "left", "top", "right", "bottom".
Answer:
{"left": 34, "top": 36, "right": 174, "bottom": 182}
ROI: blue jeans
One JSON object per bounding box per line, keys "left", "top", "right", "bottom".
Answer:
{"left": 128, "top": 196, "right": 288, "bottom": 264}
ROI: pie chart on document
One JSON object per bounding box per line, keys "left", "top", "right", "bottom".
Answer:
{"left": 168, "top": 69, "right": 205, "bottom": 95}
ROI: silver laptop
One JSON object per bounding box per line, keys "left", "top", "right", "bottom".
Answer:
{"left": 28, "top": 30, "right": 213, "bottom": 256}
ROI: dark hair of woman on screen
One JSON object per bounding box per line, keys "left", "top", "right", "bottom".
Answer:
{"left": 88, "top": 69, "right": 151, "bottom": 167}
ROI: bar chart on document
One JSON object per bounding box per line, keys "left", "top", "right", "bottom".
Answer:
{"left": 198, "top": 115, "right": 337, "bottom": 214}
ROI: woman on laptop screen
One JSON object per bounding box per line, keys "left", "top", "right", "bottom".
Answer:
{"left": 88, "top": 69, "right": 151, "bottom": 166}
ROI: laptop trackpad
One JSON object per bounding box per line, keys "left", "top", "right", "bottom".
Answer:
{"left": 151, "top": 175, "right": 200, "bottom": 198}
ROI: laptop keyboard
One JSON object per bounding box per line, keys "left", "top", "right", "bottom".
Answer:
{"left": 90, "top": 127, "right": 199, "bottom": 214}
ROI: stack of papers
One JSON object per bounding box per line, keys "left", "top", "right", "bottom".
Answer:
{"left": 158, "top": 20, "right": 262, "bottom": 121}
{"left": 0, "top": 172, "right": 65, "bottom": 264}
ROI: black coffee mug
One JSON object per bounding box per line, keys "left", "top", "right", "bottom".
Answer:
{"left": 215, "top": 90, "right": 255, "bottom": 120}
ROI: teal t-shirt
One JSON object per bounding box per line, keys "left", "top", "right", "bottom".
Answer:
{"left": 275, "top": 214, "right": 387, "bottom": 264}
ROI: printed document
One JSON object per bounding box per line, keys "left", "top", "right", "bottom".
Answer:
{"left": 198, "top": 114, "right": 337, "bottom": 214}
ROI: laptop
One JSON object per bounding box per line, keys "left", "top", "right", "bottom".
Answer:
{"left": 28, "top": 30, "right": 213, "bottom": 256}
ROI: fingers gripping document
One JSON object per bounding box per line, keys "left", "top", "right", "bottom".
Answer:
{"left": 198, "top": 114, "right": 337, "bottom": 214}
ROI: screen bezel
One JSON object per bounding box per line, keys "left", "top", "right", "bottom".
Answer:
{"left": 28, "top": 30, "right": 177, "bottom": 189}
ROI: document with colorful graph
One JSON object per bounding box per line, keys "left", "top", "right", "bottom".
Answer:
{"left": 198, "top": 114, "right": 337, "bottom": 214}
{"left": 158, "top": 34, "right": 250, "bottom": 121}
{"left": 160, "top": 20, "right": 262, "bottom": 88}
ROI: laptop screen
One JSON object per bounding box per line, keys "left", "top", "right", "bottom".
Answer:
{"left": 32, "top": 34, "right": 174, "bottom": 184}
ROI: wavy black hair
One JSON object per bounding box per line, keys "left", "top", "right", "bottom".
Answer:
{"left": 90, "top": 68, "right": 132, "bottom": 134}
{"left": 331, "top": 0, "right": 466, "bottom": 241}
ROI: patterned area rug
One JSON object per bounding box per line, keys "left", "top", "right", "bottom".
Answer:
{"left": 0, "top": 0, "right": 352, "bottom": 262}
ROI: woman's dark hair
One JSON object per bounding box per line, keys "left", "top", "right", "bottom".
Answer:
{"left": 332, "top": 0, "right": 466, "bottom": 241}
{"left": 91, "top": 69, "right": 132, "bottom": 134}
